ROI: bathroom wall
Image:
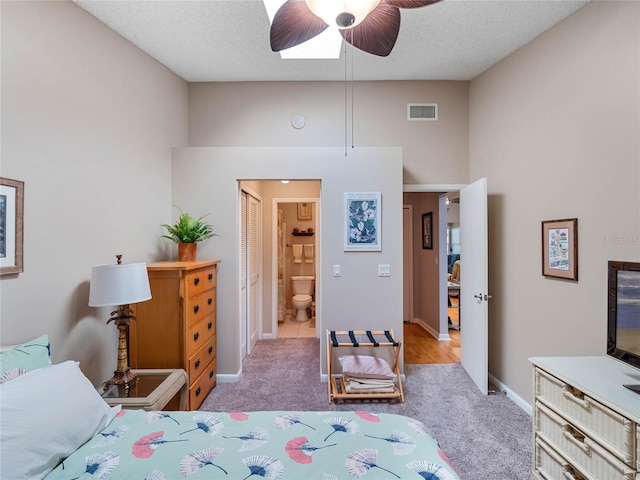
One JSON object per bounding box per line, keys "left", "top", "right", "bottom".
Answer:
{"left": 282, "top": 202, "right": 316, "bottom": 312}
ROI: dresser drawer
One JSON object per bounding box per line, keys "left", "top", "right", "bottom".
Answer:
{"left": 185, "top": 290, "right": 216, "bottom": 326}
{"left": 185, "top": 266, "right": 216, "bottom": 298}
{"left": 186, "top": 313, "right": 215, "bottom": 359}
{"left": 535, "top": 436, "right": 636, "bottom": 480}
{"left": 535, "top": 368, "right": 636, "bottom": 465}
{"left": 536, "top": 401, "right": 636, "bottom": 479}
{"left": 189, "top": 358, "right": 216, "bottom": 410}
{"left": 637, "top": 425, "right": 640, "bottom": 471}
{"left": 187, "top": 336, "right": 216, "bottom": 385}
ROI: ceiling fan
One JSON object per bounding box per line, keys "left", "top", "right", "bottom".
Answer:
{"left": 270, "top": 0, "right": 442, "bottom": 57}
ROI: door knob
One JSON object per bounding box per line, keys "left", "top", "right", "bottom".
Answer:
{"left": 473, "top": 293, "right": 483, "bottom": 300}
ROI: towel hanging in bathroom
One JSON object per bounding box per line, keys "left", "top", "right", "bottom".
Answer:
{"left": 304, "top": 244, "right": 314, "bottom": 263}
{"left": 292, "top": 244, "right": 302, "bottom": 263}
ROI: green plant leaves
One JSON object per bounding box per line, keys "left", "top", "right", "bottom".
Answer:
{"left": 161, "top": 207, "right": 218, "bottom": 243}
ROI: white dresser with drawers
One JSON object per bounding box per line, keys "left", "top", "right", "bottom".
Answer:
{"left": 530, "top": 356, "right": 640, "bottom": 480}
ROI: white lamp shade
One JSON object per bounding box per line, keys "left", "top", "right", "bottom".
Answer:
{"left": 88, "top": 262, "right": 152, "bottom": 307}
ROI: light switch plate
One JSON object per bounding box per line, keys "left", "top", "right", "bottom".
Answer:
{"left": 333, "top": 265, "right": 341, "bottom": 277}
{"left": 378, "top": 264, "right": 390, "bottom": 277}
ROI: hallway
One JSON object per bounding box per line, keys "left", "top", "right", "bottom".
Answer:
{"left": 403, "top": 322, "right": 460, "bottom": 364}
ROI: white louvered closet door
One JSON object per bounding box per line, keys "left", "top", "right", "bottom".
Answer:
{"left": 247, "top": 194, "right": 260, "bottom": 354}
{"left": 240, "top": 192, "right": 248, "bottom": 358}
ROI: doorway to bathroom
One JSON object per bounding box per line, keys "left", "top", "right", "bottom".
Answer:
{"left": 273, "top": 197, "right": 319, "bottom": 339}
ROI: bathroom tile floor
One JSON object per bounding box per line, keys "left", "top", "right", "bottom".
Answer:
{"left": 278, "top": 315, "right": 316, "bottom": 338}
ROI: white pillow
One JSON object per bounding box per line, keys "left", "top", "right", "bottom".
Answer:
{"left": 338, "top": 354, "right": 395, "bottom": 379}
{"left": 0, "top": 360, "right": 120, "bottom": 480}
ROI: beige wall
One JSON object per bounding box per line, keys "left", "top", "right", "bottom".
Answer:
{"left": 0, "top": 1, "right": 189, "bottom": 385}
{"left": 4, "top": 0, "right": 637, "bottom": 408}
{"left": 189, "top": 81, "right": 469, "bottom": 184}
{"left": 470, "top": 0, "right": 640, "bottom": 403}
{"left": 172, "top": 147, "right": 404, "bottom": 377}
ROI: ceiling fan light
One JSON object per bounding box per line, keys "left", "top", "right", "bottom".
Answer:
{"left": 305, "top": 0, "right": 380, "bottom": 29}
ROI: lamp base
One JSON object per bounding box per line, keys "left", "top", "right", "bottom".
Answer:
{"left": 103, "top": 368, "right": 138, "bottom": 392}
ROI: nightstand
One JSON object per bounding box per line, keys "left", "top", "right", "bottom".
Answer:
{"left": 100, "top": 369, "right": 188, "bottom": 411}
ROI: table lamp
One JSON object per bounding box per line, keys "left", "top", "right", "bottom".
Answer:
{"left": 89, "top": 255, "right": 151, "bottom": 389}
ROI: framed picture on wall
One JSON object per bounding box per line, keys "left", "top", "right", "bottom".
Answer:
{"left": 542, "top": 218, "right": 578, "bottom": 281}
{"left": 344, "top": 192, "right": 381, "bottom": 251}
{"left": 422, "top": 212, "right": 433, "bottom": 249}
{"left": 0, "top": 177, "right": 24, "bottom": 276}
{"left": 297, "top": 202, "right": 312, "bottom": 220}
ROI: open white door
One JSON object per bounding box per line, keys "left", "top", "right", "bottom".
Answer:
{"left": 460, "top": 177, "right": 489, "bottom": 394}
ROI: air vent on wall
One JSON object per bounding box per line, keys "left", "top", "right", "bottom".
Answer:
{"left": 407, "top": 103, "right": 438, "bottom": 121}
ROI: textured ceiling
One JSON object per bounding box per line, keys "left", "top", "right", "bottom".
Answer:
{"left": 73, "top": 0, "right": 590, "bottom": 82}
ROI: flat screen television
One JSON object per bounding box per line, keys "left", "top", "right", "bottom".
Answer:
{"left": 607, "top": 260, "right": 640, "bottom": 371}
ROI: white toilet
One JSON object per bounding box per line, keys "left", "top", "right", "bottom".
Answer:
{"left": 291, "top": 276, "right": 314, "bottom": 322}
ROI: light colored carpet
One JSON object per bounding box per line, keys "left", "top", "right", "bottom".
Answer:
{"left": 200, "top": 337, "right": 532, "bottom": 480}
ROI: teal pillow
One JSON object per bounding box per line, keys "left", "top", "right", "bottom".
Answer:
{"left": 0, "top": 334, "right": 51, "bottom": 383}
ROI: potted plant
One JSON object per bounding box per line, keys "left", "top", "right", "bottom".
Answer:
{"left": 161, "top": 207, "right": 218, "bottom": 261}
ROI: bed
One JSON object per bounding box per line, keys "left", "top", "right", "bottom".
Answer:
{"left": 0, "top": 335, "right": 460, "bottom": 480}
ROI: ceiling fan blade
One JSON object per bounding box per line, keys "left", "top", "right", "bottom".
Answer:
{"left": 270, "top": 0, "right": 329, "bottom": 52}
{"left": 341, "top": 4, "right": 400, "bottom": 57}
{"left": 384, "top": 0, "right": 441, "bottom": 8}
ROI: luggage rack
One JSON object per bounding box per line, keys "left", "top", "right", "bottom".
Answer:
{"left": 326, "top": 329, "right": 404, "bottom": 403}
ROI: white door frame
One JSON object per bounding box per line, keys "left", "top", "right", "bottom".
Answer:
{"left": 403, "top": 184, "right": 467, "bottom": 335}
{"left": 402, "top": 204, "right": 414, "bottom": 323}
{"left": 270, "top": 197, "right": 320, "bottom": 338}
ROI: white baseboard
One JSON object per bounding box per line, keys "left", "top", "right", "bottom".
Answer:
{"left": 216, "top": 372, "right": 241, "bottom": 383}
{"left": 412, "top": 318, "right": 450, "bottom": 341}
{"left": 489, "top": 373, "right": 532, "bottom": 415}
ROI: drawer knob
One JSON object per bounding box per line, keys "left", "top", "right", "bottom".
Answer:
{"left": 195, "top": 359, "right": 200, "bottom": 369}
{"left": 208, "top": 297, "right": 213, "bottom": 305}
{"left": 208, "top": 322, "right": 213, "bottom": 330}
{"left": 563, "top": 464, "right": 588, "bottom": 480}
{"left": 209, "top": 370, "right": 214, "bottom": 379}
{"left": 208, "top": 346, "right": 213, "bottom": 354}
{"left": 194, "top": 332, "right": 200, "bottom": 341}
{"left": 562, "top": 424, "right": 592, "bottom": 456}
{"left": 194, "top": 305, "right": 200, "bottom": 314}
{"left": 562, "top": 385, "right": 591, "bottom": 411}
{"left": 195, "top": 386, "right": 201, "bottom": 397}
{"left": 208, "top": 273, "right": 213, "bottom": 280}
{"left": 194, "top": 277, "right": 200, "bottom": 286}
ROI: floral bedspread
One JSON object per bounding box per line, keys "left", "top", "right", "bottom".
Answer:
{"left": 45, "top": 410, "right": 459, "bottom": 480}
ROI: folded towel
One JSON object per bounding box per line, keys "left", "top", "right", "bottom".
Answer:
{"left": 304, "top": 244, "right": 314, "bottom": 263}
{"left": 345, "top": 381, "right": 395, "bottom": 393}
{"left": 292, "top": 244, "right": 302, "bottom": 263}
{"left": 343, "top": 374, "right": 395, "bottom": 383}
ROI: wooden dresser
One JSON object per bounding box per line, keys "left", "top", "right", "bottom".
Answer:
{"left": 130, "top": 260, "right": 220, "bottom": 410}
{"left": 530, "top": 356, "right": 640, "bottom": 480}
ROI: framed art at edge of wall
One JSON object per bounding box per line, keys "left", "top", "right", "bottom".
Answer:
{"left": 297, "top": 202, "right": 312, "bottom": 221}
{"left": 0, "top": 177, "right": 24, "bottom": 276}
{"left": 422, "top": 212, "right": 433, "bottom": 249}
{"left": 542, "top": 218, "right": 578, "bottom": 281}
{"left": 344, "top": 192, "right": 381, "bottom": 251}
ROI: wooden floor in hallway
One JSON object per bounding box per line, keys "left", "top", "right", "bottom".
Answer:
{"left": 404, "top": 315, "right": 460, "bottom": 364}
